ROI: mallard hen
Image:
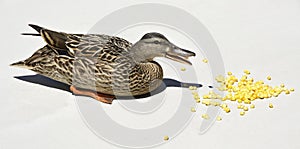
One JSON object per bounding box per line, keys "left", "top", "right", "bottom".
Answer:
{"left": 11, "top": 24, "right": 195, "bottom": 104}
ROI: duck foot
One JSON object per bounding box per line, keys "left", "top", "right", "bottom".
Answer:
{"left": 70, "top": 85, "right": 115, "bottom": 104}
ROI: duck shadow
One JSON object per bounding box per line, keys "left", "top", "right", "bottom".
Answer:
{"left": 14, "top": 74, "right": 211, "bottom": 100}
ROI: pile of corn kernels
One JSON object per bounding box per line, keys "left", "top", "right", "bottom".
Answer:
{"left": 188, "top": 69, "right": 294, "bottom": 119}
{"left": 165, "top": 61, "right": 294, "bottom": 141}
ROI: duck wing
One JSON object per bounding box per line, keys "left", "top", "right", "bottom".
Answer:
{"left": 25, "top": 24, "right": 133, "bottom": 59}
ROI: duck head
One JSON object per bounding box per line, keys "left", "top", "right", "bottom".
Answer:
{"left": 130, "top": 32, "right": 196, "bottom": 65}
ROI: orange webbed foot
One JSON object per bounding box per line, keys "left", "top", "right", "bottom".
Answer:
{"left": 70, "top": 85, "right": 115, "bottom": 104}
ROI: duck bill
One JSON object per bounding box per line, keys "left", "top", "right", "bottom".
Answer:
{"left": 165, "top": 48, "right": 196, "bottom": 65}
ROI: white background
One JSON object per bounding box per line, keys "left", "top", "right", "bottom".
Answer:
{"left": 1, "top": 0, "right": 300, "bottom": 149}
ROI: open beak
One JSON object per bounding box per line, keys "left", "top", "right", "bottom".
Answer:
{"left": 165, "top": 47, "right": 196, "bottom": 65}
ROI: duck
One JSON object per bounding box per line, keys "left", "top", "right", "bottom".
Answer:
{"left": 11, "top": 24, "right": 196, "bottom": 104}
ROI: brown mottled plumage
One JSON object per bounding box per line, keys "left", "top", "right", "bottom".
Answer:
{"left": 11, "top": 24, "right": 195, "bottom": 103}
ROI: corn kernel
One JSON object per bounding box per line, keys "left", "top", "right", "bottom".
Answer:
{"left": 224, "top": 107, "right": 231, "bottom": 113}
{"left": 280, "top": 84, "right": 285, "bottom": 88}
{"left": 217, "top": 116, "right": 222, "bottom": 121}
{"left": 202, "top": 114, "right": 209, "bottom": 119}
{"left": 285, "top": 90, "right": 290, "bottom": 95}
{"left": 203, "top": 95, "right": 210, "bottom": 99}
{"left": 290, "top": 88, "right": 295, "bottom": 92}
{"left": 164, "top": 136, "right": 169, "bottom": 141}
{"left": 189, "top": 86, "right": 196, "bottom": 90}
{"left": 243, "top": 106, "right": 249, "bottom": 111}
{"left": 202, "top": 100, "right": 211, "bottom": 106}
{"left": 250, "top": 104, "right": 255, "bottom": 109}
{"left": 240, "top": 111, "right": 245, "bottom": 116}
{"left": 221, "top": 103, "right": 227, "bottom": 109}
{"left": 237, "top": 104, "right": 243, "bottom": 109}
{"left": 191, "top": 107, "right": 196, "bottom": 112}
{"left": 196, "top": 99, "right": 201, "bottom": 103}
{"left": 269, "top": 103, "right": 274, "bottom": 108}
{"left": 202, "top": 58, "right": 208, "bottom": 63}
{"left": 227, "top": 72, "right": 233, "bottom": 75}
{"left": 267, "top": 76, "right": 271, "bottom": 80}
{"left": 244, "top": 70, "right": 250, "bottom": 75}
{"left": 180, "top": 67, "right": 186, "bottom": 71}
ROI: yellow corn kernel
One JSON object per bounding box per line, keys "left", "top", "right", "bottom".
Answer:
{"left": 244, "top": 70, "right": 250, "bottom": 75}
{"left": 237, "top": 104, "right": 243, "bottom": 109}
{"left": 249, "top": 78, "right": 254, "bottom": 82}
{"left": 285, "top": 90, "right": 290, "bottom": 95}
{"left": 215, "top": 102, "right": 221, "bottom": 106}
{"left": 164, "top": 136, "right": 169, "bottom": 141}
{"left": 290, "top": 88, "right": 295, "bottom": 92}
{"left": 202, "top": 114, "right": 209, "bottom": 119}
{"left": 180, "top": 67, "right": 186, "bottom": 71}
{"left": 203, "top": 95, "right": 210, "bottom": 99}
{"left": 280, "top": 84, "right": 285, "bottom": 88}
{"left": 227, "top": 72, "right": 233, "bottom": 75}
{"left": 191, "top": 107, "right": 196, "bottom": 112}
{"left": 269, "top": 103, "right": 274, "bottom": 108}
{"left": 240, "top": 111, "right": 245, "bottom": 116}
{"left": 224, "top": 107, "right": 231, "bottom": 113}
{"left": 267, "top": 76, "right": 271, "bottom": 80}
{"left": 244, "top": 99, "right": 251, "bottom": 104}
{"left": 217, "top": 116, "right": 222, "bottom": 121}
{"left": 196, "top": 99, "right": 201, "bottom": 103}
{"left": 220, "top": 104, "right": 227, "bottom": 109}
{"left": 189, "top": 86, "right": 196, "bottom": 90}
{"left": 202, "top": 58, "right": 208, "bottom": 63}
{"left": 250, "top": 104, "right": 255, "bottom": 109}
{"left": 243, "top": 106, "right": 249, "bottom": 111}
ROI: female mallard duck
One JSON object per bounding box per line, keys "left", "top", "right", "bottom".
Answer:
{"left": 11, "top": 24, "right": 195, "bottom": 104}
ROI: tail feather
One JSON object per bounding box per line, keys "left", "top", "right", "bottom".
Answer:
{"left": 10, "top": 61, "right": 24, "bottom": 66}
{"left": 28, "top": 24, "right": 43, "bottom": 33}
{"left": 22, "top": 24, "right": 69, "bottom": 50}
{"left": 10, "top": 61, "right": 32, "bottom": 69}
{"left": 10, "top": 45, "right": 57, "bottom": 69}
{"left": 21, "top": 33, "right": 41, "bottom": 36}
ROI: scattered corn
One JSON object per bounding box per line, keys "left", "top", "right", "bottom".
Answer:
{"left": 202, "top": 114, "right": 209, "bottom": 119}
{"left": 269, "top": 103, "right": 274, "bottom": 108}
{"left": 224, "top": 107, "right": 231, "bottom": 113}
{"left": 290, "top": 88, "right": 295, "bottom": 92}
{"left": 285, "top": 90, "right": 290, "bottom": 95}
{"left": 164, "top": 136, "right": 169, "bottom": 141}
{"left": 243, "top": 106, "right": 249, "bottom": 111}
{"left": 202, "top": 100, "right": 211, "bottom": 106}
{"left": 240, "top": 111, "right": 245, "bottom": 116}
{"left": 267, "top": 76, "right": 271, "bottom": 80}
{"left": 244, "top": 70, "right": 250, "bottom": 75}
{"left": 250, "top": 104, "right": 255, "bottom": 109}
{"left": 202, "top": 58, "right": 208, "bottom": 63}
{"left": 217, "top": 116, "right": 222, "bottom": 121}
{"left": 180, "top": 67, "right": 186, "bottom": 71}
{"left": 191, "top": 107, "right": 196, "bottom": 112}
